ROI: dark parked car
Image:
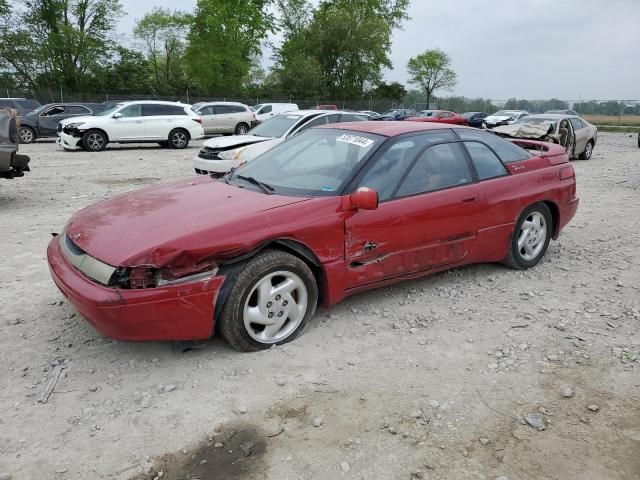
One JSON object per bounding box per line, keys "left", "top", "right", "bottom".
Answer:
{"left": 19, "top": 103, "right": 106, "bottom": 143}
{"left": 463, "top": 112, "right": 488, "bottom": 128}
{"left": 0, "top": 98, "right": 41, "bottom": 116}
{"left": 373, "top": 109, "right": 417, "bottom": 121}
{"left": 0, "top": 108, "right": 30, "bottom": 179}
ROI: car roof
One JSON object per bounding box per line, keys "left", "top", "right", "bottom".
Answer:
{"left": 525, "top": 113, "right": 575, "bottom": 119}
{"left": 280, "top": 109, "right": 363, "bottom": 117}
{"left": 197, "top": 101, "right": 248, "bottom": 107}
{"left": 119, "top": 100, "right": 188, "bottom": 106}
{"left": 319, "top": 121, "right": 472, "bottom": 137}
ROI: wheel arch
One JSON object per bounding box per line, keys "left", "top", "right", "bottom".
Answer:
{"left": 212, "top": 239, "right": 326, "bottom": 328}
{"left": 541, "top": 200, "right": 560, "bottom": 239}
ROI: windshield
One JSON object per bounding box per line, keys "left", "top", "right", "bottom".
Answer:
{"left": 29, "top": 105, "right": 47, "bottom": 115}
{"left": 493, "top": 110, "right": 519, "bottom": 117}
{"left": 251, "top": 104, "right": 263, "bottom": 112}
{"left": 516, "top": 116, "right": 556, "bottom": 125}
{"left": 381, "top": 110, "right": 401, "bottom": 116}
{"left": 95, "top": 104, "right": 123, "bottom": 116}
{"left": 249, "top": 114, "right": 306, "bottom": 138}
{"left": 229, "top": 128, "right": 383, "bottom": 196}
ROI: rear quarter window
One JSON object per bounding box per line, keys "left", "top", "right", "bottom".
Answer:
{"left": 455, "top": 129, "right": 531, "bottom": 163}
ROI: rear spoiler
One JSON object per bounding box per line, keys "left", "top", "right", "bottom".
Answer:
{"left": 507, "top": 138, "right": 568, "bottom": 165}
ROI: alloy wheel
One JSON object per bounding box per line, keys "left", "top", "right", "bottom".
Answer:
{"left": 87, "top": 133, "right": 104, "bottom": 150}
{"left": 243, "top": 271, "right": 308, "bottom": 344}
{"left": 172, "top": 131, "right": 187, "bottom": 148}
{"left": 517, "top": 212, "right": 547, "bottom": 261}
{"left": 20, "top": 128, "right": 33, "bottom": 143}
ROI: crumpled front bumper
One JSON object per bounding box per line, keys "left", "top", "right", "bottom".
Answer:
{"left": 57, "top": 130, "right": 83, "bottom": 150}
{"left": 47, "top": 235, "right": 225, "bottom": 341}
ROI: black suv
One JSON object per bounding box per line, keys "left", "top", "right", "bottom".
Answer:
{"left": 19, "top": 103, "right": 106, "bottom": 143}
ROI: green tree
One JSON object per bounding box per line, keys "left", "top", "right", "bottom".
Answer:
{"left": 134, "top": 8, "right": 190, "bottom": 94}
{"left": 95, "top": 46, "right": 152, "bottom": 94}
{"left": 185, "top": 0, "right": 275, "bottom": 96}
{"left": 371, "top": 81, "right": 406, "bottom": 101}
{"left": 0, "top": 0, "right": 123, "bottom": 92}
{"left": 274, "top": 0, "right": 409, "bottom": 98}
{"left": 407, "top": 49, "right": 457, "bottom": 108}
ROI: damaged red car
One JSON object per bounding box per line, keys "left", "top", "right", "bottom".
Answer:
{"left": 47, "top": 123, "right": 579, "bottom": 351}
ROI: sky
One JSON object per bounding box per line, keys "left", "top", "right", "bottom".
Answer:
{"left": 118, "top": 0, "right": 640, "bottom": 100}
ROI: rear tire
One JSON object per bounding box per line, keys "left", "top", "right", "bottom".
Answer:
{"left": 19, "top": 126, "right": 35, "bottom": 144}
{"left": 503, "top": 203, "right": 553, "bottom": 270}
{"left": 218, "top": 250, "right": 318, "bottom": 352}
{"left": 82, "top": 129, "right": 107, "bottom": 152}
{"left": 168, "top": 128, "right": 189, "bottom": 149}
{"left": 579, "top": 140, "right": 594, "bottom": 160}
{"left": 234, "top": 122, "right": 250, "bottom": 135}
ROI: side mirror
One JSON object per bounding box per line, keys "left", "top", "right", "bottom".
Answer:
{"left": 112, "top": 112, "right": 122, "bottom": 119}
{"left": 350, "top": 187, "right": 378, "bottom": 210}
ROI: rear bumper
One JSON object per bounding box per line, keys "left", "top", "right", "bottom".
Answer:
{"left": 557, "top": 196, "right": 579, "bottom": 236}
{"left": 47, "top": 235, "right": 224, "bottom": 341}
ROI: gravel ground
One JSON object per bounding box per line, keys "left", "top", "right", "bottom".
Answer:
{"left": 0, "top": 133, "right": 639, "bottom": 480}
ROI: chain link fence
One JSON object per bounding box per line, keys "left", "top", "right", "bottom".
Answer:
{"left": 3, "top": 87, "right": 640, "bottom": 118}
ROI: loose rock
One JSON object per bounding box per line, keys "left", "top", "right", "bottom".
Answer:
{"left": 588, "top": 404, "right": 600, "bottom": 412}
{"left": 312, "top": 416, "right": 324, "bottom": 427}
{"left": 340, "top": 461, "right": 351, "bottom": 473}
{"left": 561, "top": 386, "right": 574, "bottom": 398}
{"left": 525, "top": 413, "right": 545, "bottom": 430}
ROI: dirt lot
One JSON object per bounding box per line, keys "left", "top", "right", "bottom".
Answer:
{"left": 1, "top": 133, "right": 639, "bottom": 480}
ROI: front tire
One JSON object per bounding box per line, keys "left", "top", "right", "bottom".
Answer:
{"left": 168, "top": 128, "right": 189, "bottom": 149}
{"left": 218, "top": 250, "right": 318, "bottom": 352}
{"left": 503, "top": 203, "right": 553, "bottom": 270}
{"left": 20, "top": 126, "right": 36, "bottom": 144}
{"left": 82, "top": 130, "right": 107, "bottom": 151}
{"left": 579, "top": 140, "right": 594, "bottom": 160}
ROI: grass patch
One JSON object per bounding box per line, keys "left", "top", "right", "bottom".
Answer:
{"left": 597, "top": 125, "right": 640, "bottom": 133}
{"left": 583, "top": 114, "right": 640, "bottom": 127}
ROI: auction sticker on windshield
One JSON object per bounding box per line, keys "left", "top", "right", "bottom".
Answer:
{"left": 336, "top": 134, "right": 374, "bottom": 148}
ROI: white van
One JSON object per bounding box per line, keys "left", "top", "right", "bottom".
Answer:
{"left": 252, "top": 103, "right": 298, "bottom": 123}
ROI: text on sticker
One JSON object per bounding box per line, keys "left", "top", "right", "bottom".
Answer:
{"left": 336, "top": 134, "right": 374, "bottom": 148}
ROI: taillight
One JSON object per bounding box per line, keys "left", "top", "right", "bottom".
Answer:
{"left": 559, "top": 165, "right": 575, "bottom": 180}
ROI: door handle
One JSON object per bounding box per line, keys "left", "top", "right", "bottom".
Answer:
{"left": 135, "top": 120, "right": 143, "bottom": 124}
{"left": 462, "top": 195, "right": 478, "bottom": 204}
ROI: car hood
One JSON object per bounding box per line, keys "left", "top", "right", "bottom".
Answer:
{"left": 59, "top": 115, "right": 95, "bottom": 125}
{"left": 484, "top": 115, "right": 513, "bottom": 123}
{"left": 65, "top": 176, "right": 310, "bottom": 267}
{"left": 238, "top": 138, "right": 283, "bottom": 162}
{"left": 202, "top": 134, "right": 271, "bottom": 150}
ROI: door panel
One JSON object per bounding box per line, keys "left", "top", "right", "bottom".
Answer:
{"left": 109, "top": 104, "right": 145, "bottom": 140}
{"left": 345, "top": 186, "right": 483, "bottom": 288}
{"left": 345, "top": 141, "right": 483, "bottom": 288}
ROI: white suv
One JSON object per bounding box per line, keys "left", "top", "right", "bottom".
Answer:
{"left": 191, "top": 102, "right": 255, "bottom": 135}
{"left": 193, "top": 110, "right": 369, "bottom": 175}
{"left": 57, "top": 101, "right": 205, "bottom": 151}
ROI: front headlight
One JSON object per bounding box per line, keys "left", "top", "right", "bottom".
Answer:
{"left": 218, "top": 146, "right": 247, "bottom": 161}
{"left": 65, "top": 122, "right": 85, "bottom": 129}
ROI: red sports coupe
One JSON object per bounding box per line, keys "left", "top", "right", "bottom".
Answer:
{"left": 406, "top": 110, "right": 468, "bottom": 125}
{"left": 48, "top": 122, "right": 579, "bottom": 351}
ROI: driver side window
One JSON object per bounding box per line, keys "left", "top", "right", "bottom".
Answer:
{"left": 358, "top": 130, "right": 456, "bottom": 201}
{"left": 259, "top": 105, "right": 272, "bottom": 114}
{"left": 118, "top": 104, "right": 142, "bottom": 118}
